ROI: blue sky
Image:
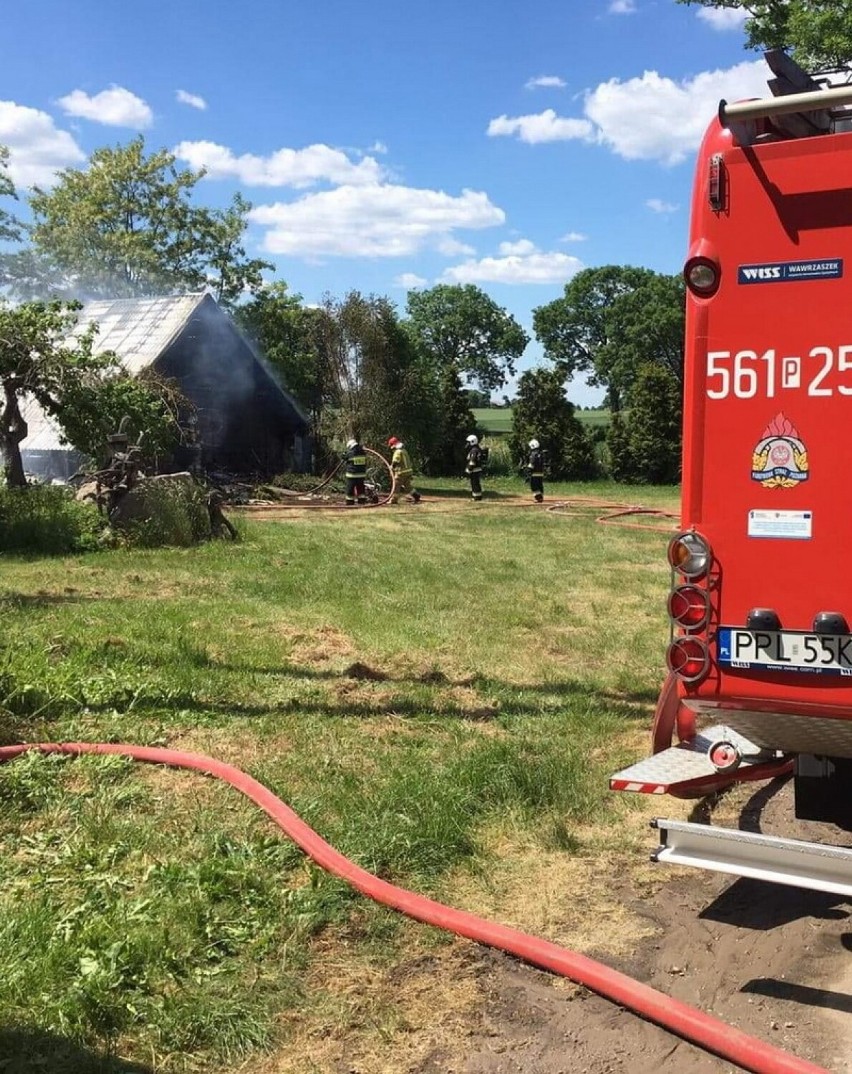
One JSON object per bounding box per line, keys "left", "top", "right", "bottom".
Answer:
{"left": 0, "top": 0, "right": 770, "bottom": 404}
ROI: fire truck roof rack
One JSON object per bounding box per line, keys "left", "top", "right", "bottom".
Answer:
{"left": 652, "top": 819, "right": 852, "bottom": 898}
{"left": 720, "top": 49, "right": 852, "bottom": 142}
{"left": 719, "top": 85, "right": 852, "bottom": 128}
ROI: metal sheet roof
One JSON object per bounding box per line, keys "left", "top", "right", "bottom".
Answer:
{"left": 69, "top": 293, "right": 208, "bottom": 374}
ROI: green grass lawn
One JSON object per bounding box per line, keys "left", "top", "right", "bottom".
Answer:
{"left": 473, "top": 407, "right": 611, "bottom": 436}
{"left": 0, "top": 478, "right": 680, "bottom": 1073}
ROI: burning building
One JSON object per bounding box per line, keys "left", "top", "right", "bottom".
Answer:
{"left": 20, "top": 293, "right": 310, "bottom": 480}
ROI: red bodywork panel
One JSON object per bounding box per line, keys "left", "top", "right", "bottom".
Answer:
{"left": 681, "top": 119, "right": 852, "bottom": 744}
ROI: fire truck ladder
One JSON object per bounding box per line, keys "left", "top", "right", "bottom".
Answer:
{"left": 651, "top": 819, "right": 852, "bottom": 899}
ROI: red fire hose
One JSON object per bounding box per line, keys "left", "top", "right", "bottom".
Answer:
{"left": 0, "top": 742, "right": 828, "bottom": 1074}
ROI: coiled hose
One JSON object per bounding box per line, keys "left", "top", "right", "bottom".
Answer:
{"left": 0, "top": 742, "right": 828, "bottom": 1074}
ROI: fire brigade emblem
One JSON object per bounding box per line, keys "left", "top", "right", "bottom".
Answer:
{"left": 751, "top": 413, "right": 809, "bottom": 488}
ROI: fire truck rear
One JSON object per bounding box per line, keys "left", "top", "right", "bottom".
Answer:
{"left": 611, "top": 52, "right": 852, "bottom": 896}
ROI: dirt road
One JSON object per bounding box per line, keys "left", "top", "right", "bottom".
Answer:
{"left": 415, "top": 779, "right": 852, "bottom": 1074}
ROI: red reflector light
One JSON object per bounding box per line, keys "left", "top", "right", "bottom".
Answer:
{"left": 684, "top": 256, "right": 720, "bottom": 297}
{"left": 668, "top": 585, "right": 710, "bottom": 631}
{"left": 666, "top": 637, "right": 710, "bottom": 683}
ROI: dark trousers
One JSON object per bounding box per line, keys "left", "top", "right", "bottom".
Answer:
{"left": 468, "top": 471, "right": 482, "bottom": 500}
{"left": 530, "top": 475, "right": 544, "bottom": 502}
{"left": 346, "top": 478, "right": 367, "bottom": 505}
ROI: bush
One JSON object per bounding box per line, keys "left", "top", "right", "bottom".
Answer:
{"left": 0, "top": 483, "right": 103, "bottom": 555}
{"left": 482, "top": 438, "right": 513, "bottom": 476}
{"left": 116, "top": 477, "right": 211, "bottom": 548}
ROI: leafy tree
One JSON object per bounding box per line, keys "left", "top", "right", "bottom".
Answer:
{"left": 60, "top": 370, "right": 184, "bottom": 465}
{"left": 676, "top": 1, "right": 852, "bottom": 71}
{"left": 509, "top": 367, "right": 596, "bottom": 481}
{"left": 405, "top": 284, "right": 529, "bottom": 392}
{"left": 533, "top": 266, "right": 684, "bottom": 411}
{"left": 605, "top": 411, "right": 633, "bottom": 482}
{"left": 235, "top": 282, "right": 326, "bottom": 423}
{"left": 464, "top": 388, "right": 492, "bottom": 408}
{"left": 314, "top": 292, "right": 440, "bottom": 467}
{"left": 428, "top": 367, "right": 480, "bottom": 476}
{"left": 624, "top": 364, "right": 682, "bottom": 484}
{"left": 0, "top": 146, "right": 21, "bottom": 246}
{"left": 27, "top": 138, "right": 271, "bottom": 306}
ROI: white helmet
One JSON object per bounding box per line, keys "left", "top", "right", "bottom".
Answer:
{"left": 529, "top": 439, "right": 540, "bottom": 450}
{"left": 346, "top": 438, "right": 357, "bottom": 448}
{"left": 466, "top": 434, "right": 478, "bottom": 445}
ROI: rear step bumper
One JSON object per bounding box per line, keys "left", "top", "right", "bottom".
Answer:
{"left": 652, "top": 818, "right": 852, "bottom": 897}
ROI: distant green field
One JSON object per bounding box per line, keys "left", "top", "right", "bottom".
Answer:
{"left": 473, "top": 407, "right": 610, "bottom": 435}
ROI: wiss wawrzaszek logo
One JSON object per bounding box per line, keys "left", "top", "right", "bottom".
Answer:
{"left": 752, "top": 413, "right": 809, "bottom": 489}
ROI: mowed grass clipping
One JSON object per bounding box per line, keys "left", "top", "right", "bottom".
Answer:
{"left": 0, "top": 479, "right": 679, "bottom": 1072}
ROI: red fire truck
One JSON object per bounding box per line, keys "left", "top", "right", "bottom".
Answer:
{"left": 611, "top": 52, "right": 852, "bottom": 896}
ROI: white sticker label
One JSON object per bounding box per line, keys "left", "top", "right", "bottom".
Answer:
{"left": 748, "top": 509, "right": 812, "bottom": 540}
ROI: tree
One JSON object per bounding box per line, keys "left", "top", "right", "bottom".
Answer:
{"left": 605, "top": 411, "right": 633, "bottom": 482}
{"left": 27, "top": 138, "right": 270, "bottom": 305}
{"left": 622, "top": 364, "right": 682, "bottom": 484}
{"left": 676, "top": 2, "right": 852, "bottom": 71}
{"left": 509, "top": 367, "right": 596, "bottom": 481}
{"left": 0, "top": 300, "right": 181, "bottom": 488}
{"left": 533, "top": 266, "right": 684, "bottom": 412}
{"left": 405, "top": 284, "right": 529, "bottom": 392}
{"left": 314, "top": 292, "right": 440, "bottom": 467}
{"left": 0, "top": 146, "right": 21, "bottom": 246}
{"left": 235, "top": 282, "right": 326, "bottom": 424}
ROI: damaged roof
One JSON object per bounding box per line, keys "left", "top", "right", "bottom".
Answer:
{"left": 68, "top": 294, "right": 209, "bottom": 375}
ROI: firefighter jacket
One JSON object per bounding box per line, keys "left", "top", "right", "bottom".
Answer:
{"left": 391, "top": 446, "right": 413, "bottom": 477}
{"left": 345, "top": 444, "right": 367, "bottom": 479}
{"left": 465, "top": 445, "right": 483, "bottom": 474}
{"left": 527, "top": 449, "right": 544, "bottom": 477}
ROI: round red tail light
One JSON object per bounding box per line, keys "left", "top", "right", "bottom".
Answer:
{"left": 668, "top": 585, "right": 710, "bottom": 632}
{"left": 684, "top": 256, "right": 720, "bottom": 296}
{"left": 666, "top": 637, "right": 710, "bottom": 683}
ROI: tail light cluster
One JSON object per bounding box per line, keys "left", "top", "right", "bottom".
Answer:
{"left": 666, "top": 530, "right": 713, "bottom": 684}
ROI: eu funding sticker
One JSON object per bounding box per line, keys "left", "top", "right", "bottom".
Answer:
{"left": 748, "top": 509, "right": 812, "bottom": 540}
{"left": 738, "top": 259, "right": 843, "bottom": 285}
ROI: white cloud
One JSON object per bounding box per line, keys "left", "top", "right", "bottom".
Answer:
{"left": 560, "top": 231, "right": 587, "bottom": 242}
{"left": 176, "top": 89, "right": 207, "bottom": 111}
{"left": 646, "top": 198, "right": 679, "bottom": 214}
{"left": 442, "top": 248, "right": 583, "bottom": 286}
{"left": 697, "top": 8, "right": 749, "bottom": 30}
{"left": 0, "top": 101, "right": 85, "bottom": 187}
{"left": 498, "top": 238, "right": 537, "bottom": 256}
{"left": 437, "top": 236, "right": 476, "bottom": 256}
{"left": 58, "top": 85, "right": 153, "bottom": 128}
{"left": 369, "top": 140, "right": 389, "bottom": 154}
{"left": 585, "top": 60, "right": 767, "bottom": 164}
{"left": 395, "top": 272, "right": 427, "bottom": 288}
{"left": 488, "top": 59, "right": 768, "bottom": 165}
{"left": 249, "top": 184, "right": 505, "bottom": 258}
{"left": 487, "top": 109, "right": 595, "bottom": 145}
{"left": 525, "top": 75, "right": 566, "bottom": 90}
{"left": 174, "top": 139, "right": 385, "bottom": 188}
{"left": 609, "top": 0, "right": 637, "bottom": 13}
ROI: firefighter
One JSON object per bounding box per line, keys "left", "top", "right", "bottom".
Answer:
{"left": 465, "top": 434, "right": 484, "bottom": 502}
{"left": 344, "top": 438, "right": 368, "bottom": 506}
{"left": 387, "top": 437, "right": 421, "bottom": 504}
{"left": 527, "top": 438, "right": 545, "bottom": 503}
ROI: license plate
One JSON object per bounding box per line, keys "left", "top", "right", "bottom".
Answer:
{"left": 718, "top": 628, "right": 852, "bottom": 676}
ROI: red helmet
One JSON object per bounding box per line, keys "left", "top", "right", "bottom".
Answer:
{"left": 387, "top": 436, "right": 399, "bottom": 447}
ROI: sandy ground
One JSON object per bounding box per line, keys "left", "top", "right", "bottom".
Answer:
{"left": 410, "top": 779, "right": 852, "bottom": 1074}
